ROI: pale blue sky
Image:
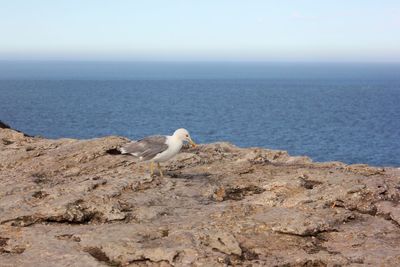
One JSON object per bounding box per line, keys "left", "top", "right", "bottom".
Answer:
{"left": 1, "top": 0, "right": 399, "bottom": 61}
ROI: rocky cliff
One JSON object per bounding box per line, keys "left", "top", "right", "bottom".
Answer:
{"left": 1, "top": 124, "right": 399, "bottom": 266}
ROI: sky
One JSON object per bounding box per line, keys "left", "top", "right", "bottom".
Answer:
{"left": 0, "top": 0, "right": 400, "bottom": 62}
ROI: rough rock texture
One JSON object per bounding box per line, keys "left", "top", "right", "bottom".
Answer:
{"left": 1, "top": 125, "right": 399, "bottom": 266}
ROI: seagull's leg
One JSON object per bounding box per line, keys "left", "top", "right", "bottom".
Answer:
{"left": 150, "top": 161, "right": 154, "bottom": 177}
{"left": 157, "top": 162, "right": 164, "bottom": 178}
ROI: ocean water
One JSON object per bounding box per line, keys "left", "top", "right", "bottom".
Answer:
{"left": 0, "top": 62, "right": 399, "bottom": 167}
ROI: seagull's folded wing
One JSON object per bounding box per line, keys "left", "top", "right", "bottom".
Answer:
{"left": 120, "top": 135, "right": 168, "bottom": 161}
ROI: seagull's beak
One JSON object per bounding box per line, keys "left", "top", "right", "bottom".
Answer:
{"left": 188, "top": 137, "right": 196, "bottom": 147}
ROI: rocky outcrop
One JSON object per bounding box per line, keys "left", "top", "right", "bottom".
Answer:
{"left": 0, "top": 125, "right": 399, "bottom": 266}
{"left": 0, "top": 121, "right": 11, "bottom": 129}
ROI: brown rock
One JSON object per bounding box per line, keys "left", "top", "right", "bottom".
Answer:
{"left": 1, "top": 127, "right": 400, "bottom": 266}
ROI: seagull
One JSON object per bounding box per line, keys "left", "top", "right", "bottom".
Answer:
{"left": 120, "top": 128, "right": 196, "bottom": 177}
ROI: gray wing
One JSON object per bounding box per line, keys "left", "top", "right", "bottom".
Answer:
{"left": 120, "top": 135, "right": 168, "bottom": 161}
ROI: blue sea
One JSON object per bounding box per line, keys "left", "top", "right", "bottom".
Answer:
{"left": 0, "top": 61, "right": 399, "bottom": 167}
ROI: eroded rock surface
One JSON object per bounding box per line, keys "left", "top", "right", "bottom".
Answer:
{"left": 1, "top": 126, "right": 399, "bottom": 266}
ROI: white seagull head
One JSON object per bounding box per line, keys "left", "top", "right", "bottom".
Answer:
{"left": 173, "top": 128, "right": 196, "bottom": 147}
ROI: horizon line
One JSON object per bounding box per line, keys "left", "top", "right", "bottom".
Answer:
{"left": 1, "top": 59, "right": 400, "bottom": 64}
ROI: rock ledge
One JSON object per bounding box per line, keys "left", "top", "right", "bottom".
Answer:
{"left": 1, "top": 126, "right": 399, "bottom": 266}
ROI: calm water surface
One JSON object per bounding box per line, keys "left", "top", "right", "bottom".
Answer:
{"left": 0, "top": 62, "right": 399, "bottom": 166}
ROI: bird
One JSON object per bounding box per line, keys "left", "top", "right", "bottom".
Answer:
{"left": 120, "top": 128, "right": 196, "bottom": 177}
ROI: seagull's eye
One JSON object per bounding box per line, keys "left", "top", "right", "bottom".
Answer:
{"left": 186, "top": 134, "right": 189, "bottom": 137}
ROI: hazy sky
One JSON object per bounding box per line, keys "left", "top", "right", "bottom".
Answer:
{"left": 1, "top": 0, "right": 400, "bottom": 61}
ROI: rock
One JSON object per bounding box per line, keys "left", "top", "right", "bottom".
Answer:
{"left": 204, "top": 231, "right": 242, "bottom": 255}
{"left": 0, "top": 120, "right": 11, "bottom": 129}
{"left": 376, "top": 201, "right": 400, "bottom": 225}
{"left": 255, "top": 207, "right": 353, "bottom": 236}
{"left": 1, "top": 126, "right": 400, "bottom": 266}
{"left": 0, "top": 120, "right": 31, "bottom": 137}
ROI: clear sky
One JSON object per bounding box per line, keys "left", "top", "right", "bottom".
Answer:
{"left": 1, "top": 0, "right": 399, "bottom": 62}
